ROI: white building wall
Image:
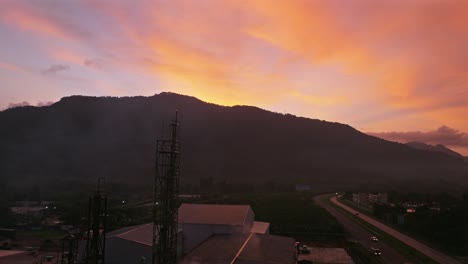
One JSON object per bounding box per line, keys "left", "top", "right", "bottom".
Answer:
{"left": 243, "top": 207, "right": 255, "bottom": 233}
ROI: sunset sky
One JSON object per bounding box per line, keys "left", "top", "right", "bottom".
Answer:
{"left": 1, "top": 0, "right": 467, "bottom": 155}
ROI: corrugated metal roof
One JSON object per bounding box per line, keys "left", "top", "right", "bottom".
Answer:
{"left": 179, "top": 233, "right": 295, "bottom": 264}
{"left": 107, "top": 224, "right": 184, "bottom": 247}
{"left": 115, "top": 223, "right": 153, "bottom": 246}
{"left": 179, "top": 204, "right": 252, "bottom": 225}
{"left": 179, "top": 233, "right": 250, "bottom": 264}
{"left": 107, "top": 223, "right": 148, "bottom": 238}
{"left": 236, "top": 233, "right": 295, "bottom": 264}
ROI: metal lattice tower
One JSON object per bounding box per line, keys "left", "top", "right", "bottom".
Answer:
{"left": 152, "top": 112, "right": 181, "bottom": 264}
{"left": 84, "top": 178, "right": 107, "bottom": 264}
{"left": 60, "top": 234, "right": 77, "bottom": 264}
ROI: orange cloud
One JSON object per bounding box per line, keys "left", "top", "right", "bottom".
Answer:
{"left": 239, "top": 1, "right": 373, "bottom": 72}
{"left": 289, "top": 90, "right": 348, "bottom": 106}
{"left": 0, "top": 61, "right": 27, "bottom": 73}
{"left": 145, "top": 35, "right": 286, "bottom": 106}
{"left": 51, "top": 50, "right": 83, "bottom": 65}
{"left": 1, "top": 0, "right": 467, "bottom": 138}
{"left": 236, "top": 1, "right": 468, "bottom": 115}
{"left": 1, "top": 8, "right": 71, "bottom": 40}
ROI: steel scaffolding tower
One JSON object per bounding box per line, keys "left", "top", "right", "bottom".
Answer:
{"left": 152, "top": 112, "right": 181, "bottom": 264}
{"left": 84, "top": 178, "right": 107, "bottom": 264}
{"left": 60, "top": 234, "right": 77, "bottom": 264}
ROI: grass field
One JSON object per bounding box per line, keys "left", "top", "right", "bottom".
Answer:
{"left": 195, "top": 192, "right": 345, "bottom": 241}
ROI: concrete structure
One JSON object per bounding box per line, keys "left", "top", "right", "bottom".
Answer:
{"left": 101, "top": 203, "right": 287, "bottom": 264}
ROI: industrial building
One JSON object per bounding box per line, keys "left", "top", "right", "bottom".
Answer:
{"left": 103, "top": 203, "right": 294, "bottom": 264}
{"left": 352, "top": 193, "right": 369, "bottom": 207}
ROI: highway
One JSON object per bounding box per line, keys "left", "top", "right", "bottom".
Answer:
{"left": 314, "top": 194, "right": 407, "bottom": 264}
{"left": 327, "top": 195, "right": 462, "bottom": 264}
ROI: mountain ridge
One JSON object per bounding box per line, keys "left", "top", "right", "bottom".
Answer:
{"left": 1, "top": 92, "right": 467, "bottom": 193}
{"left": 405, "top": 141, "right": 464, "bottom": 159}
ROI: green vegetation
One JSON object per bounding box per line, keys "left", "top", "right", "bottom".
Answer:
{"left": 107, "top": 205, "right": 153, "bottom": 230}
{"left": 329, "top": 197, "right": 438, "bottom": 264}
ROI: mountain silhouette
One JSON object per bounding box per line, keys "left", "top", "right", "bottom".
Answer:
{"left": 405, "top": 141, "right": 464, "bottom": 159}
{"left": 1, "top": 92, "right": 467, "bottom": 194}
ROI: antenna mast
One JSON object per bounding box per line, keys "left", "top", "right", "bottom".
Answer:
{"left": 152, "top": 111, "right": 181, "bottom": 264}
{"left": 84, "top": 177, "right": 107, "bottom": 264}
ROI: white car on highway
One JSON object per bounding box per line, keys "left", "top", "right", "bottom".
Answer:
{"left": 371, "top": 247, "right": 382, "bottom": 256}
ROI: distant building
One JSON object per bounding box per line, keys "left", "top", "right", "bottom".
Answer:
{"left": 368, "top": 193, "right": 379, "bottom": 204}
{"left": 10, "top": 206, "right": 46, "bottom": 218}
{"left": 352, "top": 193, "right": 369, "bottom": 207}
{"left": 354, "top": 192, "right": 387, "bottom": 207}
{"left": 378, "top": 193, "right": 388, "bottom": 205}
{"left": 100, "top": 203, "right": 292, "bottom": 264}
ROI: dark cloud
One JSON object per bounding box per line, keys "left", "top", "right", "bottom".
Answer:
{"left": 368, "top": 126, "right": 468, "bottom": 148}
{"left": 41, "top": 64, "right": 70, "bottom": 75}
{"left": 6, "top": 101, "right": 54, "bottom": 109}
{"left": 36, "top": 101, "right": 54, "bottom": 107}
{"left": 83, "top": 58, "right": 102, "bottom": 69}
{"left": 7, "top": 101, "right": 30, "bottom": 108}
